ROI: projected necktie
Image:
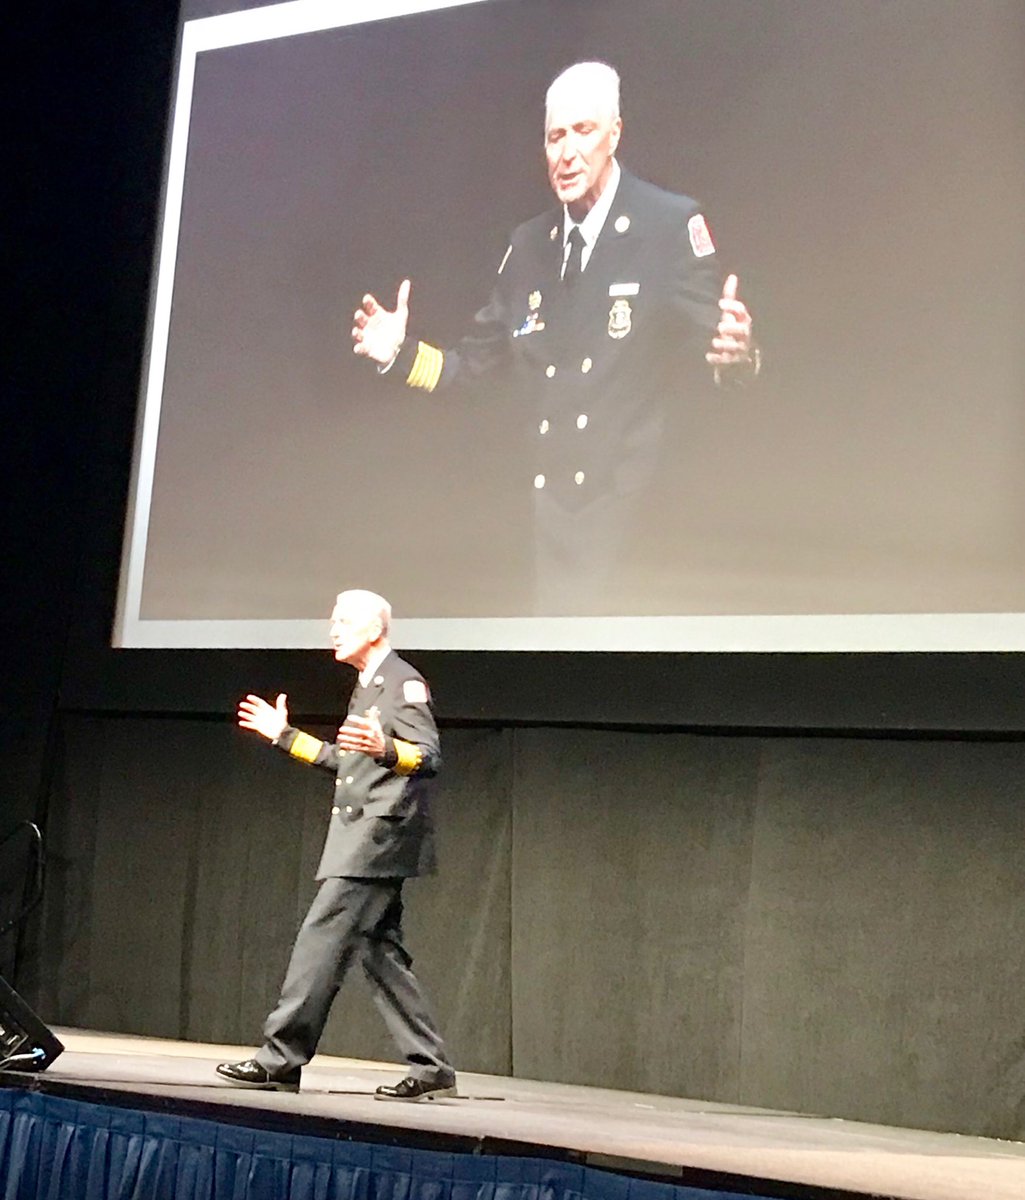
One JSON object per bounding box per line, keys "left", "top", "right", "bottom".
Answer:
{"left": 563, "top": 225, "right": 585, "bottom": 284}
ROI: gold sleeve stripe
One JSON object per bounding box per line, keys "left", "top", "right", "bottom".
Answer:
{"left": 392, "top": 739, "right": 423, "bottom": 776}
{"left": 405, "top": 341, "right": 444, "bottom": 393}
{"left": 289, "top": 731, "right": 324, "bottom": 764}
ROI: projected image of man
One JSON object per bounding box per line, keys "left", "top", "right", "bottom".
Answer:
{"left": 352, "top": 62, "right": 758, "bottom": 611}
{"left": 216, "top": 589, "right": 455, "bottom": 1101}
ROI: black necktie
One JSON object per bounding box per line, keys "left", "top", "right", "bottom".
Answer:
{"left": 563, "top": 225, "right": 585, "bottom": 284}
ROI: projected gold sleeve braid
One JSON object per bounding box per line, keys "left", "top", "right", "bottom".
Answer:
{"left": 405, "top": 341, "right": 445, "bottom": 392}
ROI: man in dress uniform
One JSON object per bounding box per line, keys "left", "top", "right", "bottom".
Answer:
{"left": 215, "top": 589, "right": 456, "bottom": 1100}
{"left": 351, "top": 61, "right": 758, "bottom": 612}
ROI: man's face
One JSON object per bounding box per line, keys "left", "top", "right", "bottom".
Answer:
{"left": 329, "top": 596, "right": 381, "bottom": 667}
{"left": 545, "top": 91, "right": 622, "bottom": 220}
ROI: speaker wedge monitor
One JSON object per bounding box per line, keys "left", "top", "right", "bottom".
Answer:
{"left": 0, "top": 976, "right": 63, "bottom": 1072}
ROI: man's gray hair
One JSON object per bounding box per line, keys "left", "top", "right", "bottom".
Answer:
{"left": 337, "top": 589, "right": 391, "bottom": 637}
{"left": 545, "top": 61, "right": 621, "bottom": 125}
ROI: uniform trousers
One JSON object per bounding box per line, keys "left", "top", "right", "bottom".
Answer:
{"left": 254, "top": 876, "right": 453, "bottom": 1083}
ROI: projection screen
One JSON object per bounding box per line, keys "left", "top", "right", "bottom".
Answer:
{"left": 115, "top": 0, "right": 1025, "bottom": 651}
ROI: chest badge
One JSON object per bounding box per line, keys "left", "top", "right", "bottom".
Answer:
{"left": 608, "top": 297, "right": 632, "bottom": 339}
{"left": 514, "top": 289, "right": 546, "bottom": 337}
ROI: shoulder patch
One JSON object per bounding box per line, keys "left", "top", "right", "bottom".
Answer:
{"left": 403, "top": 679, "right": 429, "bottom": 704}
{"left": 687, "top": 213, "right": 716, "bottom": 258}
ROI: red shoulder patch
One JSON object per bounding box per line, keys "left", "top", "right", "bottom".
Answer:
{"left": 687, "top": 213, "right": 716, "bottom": 258}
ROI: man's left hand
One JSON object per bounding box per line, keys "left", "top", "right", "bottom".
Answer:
{"left": 706, "top": 273, "right": 754, "bottom": 366}
{"left": 337, "top": 707, "right": 386, "bottom": 758}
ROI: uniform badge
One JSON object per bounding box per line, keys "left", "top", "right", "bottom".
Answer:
{"left": 608, "top": 298, "right": 632, "bottom": 339}
{"left": 514, "top": 289, "right": 546, "bottom": 337}
{"left": 549, "top": 225, "right": 559, "bottom": 241}
{"left": 687, "top": 213, "right": 716, "bottom": 258}
{"left": 614, "top": 214, "right": 631, "bottom": 233}
{"left": 403, "top": 680, "right": 429, "bottom": 704}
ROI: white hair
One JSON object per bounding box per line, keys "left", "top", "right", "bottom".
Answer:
{"left": 336, "top": 589, "right": 391, "bottom": 637}
{"left": 545, "top": 61, "right": 621, "bottom": 126}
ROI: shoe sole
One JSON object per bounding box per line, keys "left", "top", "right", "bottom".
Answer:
{"left": 374, "top": 1085, "right": 458, "bottom": 1102}
{"left": 214, "top": 1073, "right": 300, "bottom": 1093}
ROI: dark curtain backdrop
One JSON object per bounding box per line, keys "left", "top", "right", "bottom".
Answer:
{"left": 15, "top": 714, "right": 1025, "bottom": 1141}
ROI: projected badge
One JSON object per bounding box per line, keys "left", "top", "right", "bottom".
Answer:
{"left": 608, "top": 298, "right": 632, "bottom": 339}
{"left": 514, "top": 291, "right": 546, "bottom": 337}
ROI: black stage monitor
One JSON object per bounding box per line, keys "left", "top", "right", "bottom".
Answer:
{"left": 0, "top": 977, "right": 64, "bottom": 1072}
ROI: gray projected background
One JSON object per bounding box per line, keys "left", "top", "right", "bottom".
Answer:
{"left": 118, "top": 0, "right": 1025, "bottom": 649}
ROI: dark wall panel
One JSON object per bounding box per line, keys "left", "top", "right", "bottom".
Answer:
{"left": 510, "top": 728, "right": 760, "bottom": 1099}
{"left": 740, "top": 739, "right": 1025, "bottom": 1139}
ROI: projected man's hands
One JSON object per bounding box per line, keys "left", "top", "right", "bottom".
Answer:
{"left": 238, "top": 692, "right": 289, "bottom": 741}
{"left": 706, "top": 274, "right": 754, "bottom": 366}
{"left": 352, "top": 279, "right": 411, "bottom": 366}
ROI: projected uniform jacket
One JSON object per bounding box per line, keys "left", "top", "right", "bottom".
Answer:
{"left": 275, "top": 650, "right": 439, "bottom": 878}
{"left": 394, "top": 169, "right": 722, "bottom": 502}
{"left": 389, "top": 168, "right": 729, "bottom": 607}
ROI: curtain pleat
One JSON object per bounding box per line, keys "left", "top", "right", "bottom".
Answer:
{"left": 0, "top": 1089, "right": 763, "bottom": 1200}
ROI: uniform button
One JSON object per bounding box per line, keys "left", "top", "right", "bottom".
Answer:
{"left": 545, "top": 364, "right": 556, "bottom": 378}
{"left": 534, "top": 474, "right": 546, "bottom": 489}
{"left": 574, "top": 471, "right": 585, "bottom": 485}
{"left": 331, "top": 806, "right": 340, "bottom": 815}
{"left": 345, "top": 775, "right": 354, "bottom": 784}
{"left": 576, "top": 413, "right": 588, "bottom": 429}
{"left": 539, "top": 419, "right": 550, "bottom": 435}
{"left": 580, "top": 357, "right": 592, "bottom": 374}
{"left": 345, "top": 805, "right": 353, "bottom": 814}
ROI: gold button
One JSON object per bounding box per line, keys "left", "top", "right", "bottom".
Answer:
{"left": 345, "top": 805, "right": 353, "bottom": 814}
{"left": 574, "top": 471, "right": 585, "bottom": 485}
{"left": 545, "top": 364, "right": 556, "bottom": 378}
{"left": 345, "top": 775, "right": 354, "bottom": 784}
{"left": 534, "top": 474, "right": 546, "bottom": 489}
{"left": 539, "top": 419, "right": 550, "bottom": 435}
{"left": 576, "top": 414, "right": 588, "bottom": 429}
{"left": 331, "top": 806, "right": 340, "bottom": 815}
{"left": 580, "top": 357, "right": 592, "bottom": 374}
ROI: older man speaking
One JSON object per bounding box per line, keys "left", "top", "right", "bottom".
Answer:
{"left": 352, "top": 62, "right": 758, "bottom": 610}
{"left": 216, "top": 589, "right": 455, "bottom": 1101}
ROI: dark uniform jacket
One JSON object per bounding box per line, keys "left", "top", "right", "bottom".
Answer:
{"left": 275, "top": 650, "right": 439, "bottom": 880}
{"left": 395, "top": 168, "right": 722, "bottom": 510}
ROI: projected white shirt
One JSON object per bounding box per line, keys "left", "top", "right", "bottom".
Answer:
{"left": 561, "top": 158, "right": 621, "bottom": 276}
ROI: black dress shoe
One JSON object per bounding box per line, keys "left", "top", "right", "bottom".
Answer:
{"left": 215, "top": 1059, "right": 300, "bottom": 1092}
{"left": 374, "top": 1075, "right": 457, "bottom": 1102}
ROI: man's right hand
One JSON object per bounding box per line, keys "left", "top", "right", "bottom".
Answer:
{"left": 238, "top": 692, "right": 289, "bottom": 741}
{"left": 352, "top": 279, "right": 411, "bottom": 366}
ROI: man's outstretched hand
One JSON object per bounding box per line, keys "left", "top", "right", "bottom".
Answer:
{"left": 238, "top": 693, "right": 289, "bottom": 742}
{"left": 352, "top": 279, "right": 411, "bottom": 366}
{"left": 706, "top": 273, "right": 755, "bottom": 367}
{"left": 337, "top": 706, "right": 386, "bottom": 759}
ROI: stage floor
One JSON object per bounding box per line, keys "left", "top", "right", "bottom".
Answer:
{"left": 4, "top": 1030, "right": 1023, "bottom": 1200}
